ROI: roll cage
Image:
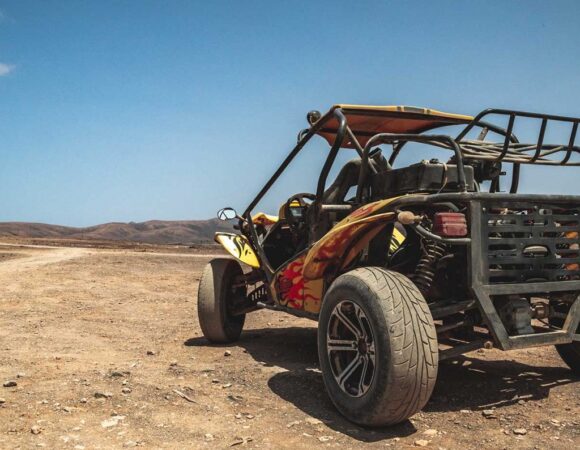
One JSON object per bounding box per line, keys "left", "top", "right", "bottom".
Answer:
{"left": 241, "top": 106, "right": 580, "bottom": 281}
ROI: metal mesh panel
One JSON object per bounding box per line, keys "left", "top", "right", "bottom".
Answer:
{"left": 482, "top": 203, "right": 580, "bottom": 284}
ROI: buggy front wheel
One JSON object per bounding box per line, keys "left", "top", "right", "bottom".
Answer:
{"left": 317, "top": 267, "right": 439, "bottom": 426}
{"left": 197, "top": 258, "right": 245, "bottom": 344}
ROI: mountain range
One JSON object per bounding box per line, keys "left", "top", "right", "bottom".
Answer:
{"left": 0, "top": 219, "right": 234, "bottom": 245}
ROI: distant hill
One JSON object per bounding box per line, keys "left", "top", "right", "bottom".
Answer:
{"left": 0, "top": 219, "right": 234, "bottom": 245}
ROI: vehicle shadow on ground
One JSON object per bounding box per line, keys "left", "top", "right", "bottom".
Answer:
{"left": 185, "top": 326, "right": 416, "bottom": 441}
{"left": 428, "top": 355, "right": 577, "bottom": 412}
{"left": 185, "top": 326, "right": 578, "bottom": 443}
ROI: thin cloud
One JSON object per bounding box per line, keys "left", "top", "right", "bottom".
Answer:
{"left": 0, "top": 63, "right": 15, "bottom": 76}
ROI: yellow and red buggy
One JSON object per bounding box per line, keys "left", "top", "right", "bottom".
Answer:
{"left": 198, "top": 104, "right": 580, "bottom": 426}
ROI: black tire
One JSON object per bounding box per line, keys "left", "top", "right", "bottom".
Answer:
{"left": 318, "top": 267, "right": 438, "bottom": 426}
{"left": 555, "top": 342, "right": 580, "bottom": 374}
{"left": 197, "top": 258, "right": 245, "bottom": 344}
{"left": 550, "top": 302, "right": 580, "bottom": 374}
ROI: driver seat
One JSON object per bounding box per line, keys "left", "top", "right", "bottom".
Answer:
{"left": 321, "top": 151, "right": 391, "bottom": 205}
{"left": 311, "top": 153, "right": 391, "bottom": 241}
{"left": 309, "top": 159, "right": 362, "bottom": 242}
{"left": 321, "top": 158, "right": 361, "bottom": 205}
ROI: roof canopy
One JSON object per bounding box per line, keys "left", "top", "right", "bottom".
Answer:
{"left": 316, "top": 104, "right": 473, "bottom": 148}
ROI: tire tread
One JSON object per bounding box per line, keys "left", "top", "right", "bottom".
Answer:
{"left": 319, "top": 266, "right": 438, "bottom": 425}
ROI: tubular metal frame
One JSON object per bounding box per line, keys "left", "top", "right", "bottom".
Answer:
{"left": 241, "top": 107, "right": 580, "bottom": 288}
{"left": 238, "top": 106, "right": 580, "bottom": 351}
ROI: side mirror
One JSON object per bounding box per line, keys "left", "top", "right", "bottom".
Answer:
{"left": 217, "top": 207, "right": 238, "bottom": 221}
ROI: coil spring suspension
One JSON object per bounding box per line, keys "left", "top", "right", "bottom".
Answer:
{"left": 414, "top": 240, "right": 446, "bottom": 295}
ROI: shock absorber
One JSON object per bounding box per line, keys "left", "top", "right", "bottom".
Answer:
{"left": 414, "top": 240, "right": 446, "bottom": 295}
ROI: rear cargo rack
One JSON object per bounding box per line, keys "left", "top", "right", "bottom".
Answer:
{"left": 456, "top": 108, "right": 580, "bottom": 166}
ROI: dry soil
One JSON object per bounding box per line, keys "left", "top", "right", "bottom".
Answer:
{"left": 0, "top": 242, "right": 578, "bottom": 449}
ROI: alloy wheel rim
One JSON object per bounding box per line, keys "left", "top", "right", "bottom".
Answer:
{"left": 326, "top": 300, "right": 376, "bottom": 397}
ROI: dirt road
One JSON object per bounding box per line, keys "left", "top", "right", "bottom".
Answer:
{"left": 0, "top": 244, "right": 578, "bottom": 449}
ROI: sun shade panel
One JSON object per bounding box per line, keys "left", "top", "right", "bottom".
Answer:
{"left": 317, "top": 105, "right": 473, "bottom": 148}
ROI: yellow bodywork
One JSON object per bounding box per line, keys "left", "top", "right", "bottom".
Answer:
{"left": 252, "top": 212, "right": 278, "bottom": 226}
{"left": 269, "top": 251, "right": 325, "bottom": 313}
{"left": 213, "top": 211, "right": 279, "bottom": 267}
{"left": 215, "top": 196, "right": 413, "bottom": 314}
{"left": 390, "top": 227, "right": 406, "bottom": 253}
{"left": 303, "top": 197, "right": 407, "bottom": 280}
{"left": 215, "top": 232, "right": 260, "bottom": 268}
{"left": 303, "top": 212, "right": 396, "bottom": 280}
{"left": 271, "top": 195, "right": 414, "bottom": 314}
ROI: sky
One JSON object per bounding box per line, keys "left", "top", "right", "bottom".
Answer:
{"left": 1, "top": 1, "right": 579, "bottom": 226}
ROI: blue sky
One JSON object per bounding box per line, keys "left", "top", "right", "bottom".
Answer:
{"left": 1, "top": 1, "right": 579, "bottom": 226}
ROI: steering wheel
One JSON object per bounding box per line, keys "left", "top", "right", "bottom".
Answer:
{"left": 283, "top": 193, "right": 316, "bottom": 229}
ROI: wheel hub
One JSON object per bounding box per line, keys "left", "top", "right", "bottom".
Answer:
{"left": 326, "top": 300, "right": 376, "bottom": 397}
{"left": 357, "top": 339, "right": 368, "bottom": 355}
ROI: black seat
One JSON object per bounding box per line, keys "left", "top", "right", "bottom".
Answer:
{"left": 321, "top": 159, "right": 361, "bottom": 205}
{"left": 322, "top": 151, "right": 391, "bottom": 205}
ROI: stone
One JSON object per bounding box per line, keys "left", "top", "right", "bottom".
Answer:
{"left": 204, "top": 433, "right": 214, "bottom": 441}
{"left": 423, "top": 429, "right": 438, "bottom": 436}
{"left": 318, "top": 436, "right": 333, "bottom": 442}
{"left": 101, "top": 415, "right": 125, "bottom": 428}
{"left": 123, "top": 441, "right": 138, "bottom": 448}
{"left": 513, "top": 428, "right": 527, "bottom": 435}
{"left": 121, "top": 387, "right": 132, "bottom": 394}
{"left": 94, "top": 391, "right": 113, "bottom": 399}
{"left": 3, "top": 380, "right": 17, "bottom": 388}
{"left": 224, "top": 350, "right": 232, "bottom": 357}
{"left": 110, "top": 370, "right": 130, "bottom": 378}
{"left": 79, "top": 398, "right": 87, "bottom": 404}
{"left": 482, "top": 409, "right": 496, "bottom": 418}
{"left": 286, "top": 420, "right": 300, "bottom": 428}
{"left": 146, "top": 350, "right": 156, "bottom": 356}
{"left": 31, "top": 425, "right": 43, "bottom": 435}
{"left": 414, "top": 440, "right": 430, "bottom": 447}
{"left": 0, "top": 398, "right": 5, "bottom": 404}
{"left": 305, "top": 418, "right": 322, "bottom": 425}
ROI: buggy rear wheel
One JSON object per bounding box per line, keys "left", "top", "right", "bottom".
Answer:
{"left": 317, "top": 267, "right": 439, "bottom": 426}
{"left": 555, "top": 341, "right": 580, "bottom": 374}
{"left": 550, "top": 302, "right": 580, "bottom": 374}
{"left": 197, "top": 258, "right": 245, "bottom": 344}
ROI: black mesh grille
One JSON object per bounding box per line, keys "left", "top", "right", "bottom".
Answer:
{"left": 482, "top": 203, "right": 580, "bottom": 284}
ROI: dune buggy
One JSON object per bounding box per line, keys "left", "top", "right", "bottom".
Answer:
{"left": 198, "top": 104, "right": 580, "bottom": 426}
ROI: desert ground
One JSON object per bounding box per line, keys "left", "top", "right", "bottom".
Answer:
{"left": 0, "top": 241, "right": 578, "bottom": 449}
